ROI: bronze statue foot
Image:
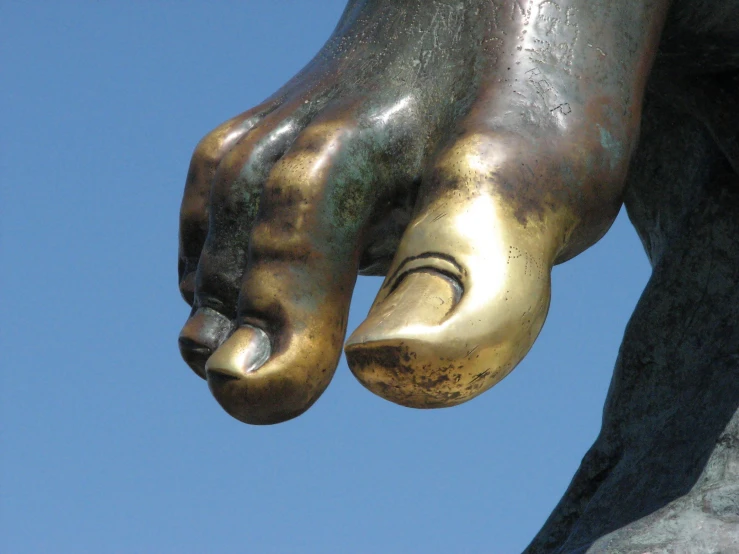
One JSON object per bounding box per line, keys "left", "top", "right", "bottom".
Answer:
{"left": 177, "top": 0, "right": 670, "bottom": 424}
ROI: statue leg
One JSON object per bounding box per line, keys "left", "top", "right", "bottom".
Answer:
{"left": 525, "top": 83, "right": 739, "bottom": 553}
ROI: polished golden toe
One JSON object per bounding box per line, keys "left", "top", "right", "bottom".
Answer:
{"left": 205, "top": 324, "right": 336, "bottom": 425}
{"left": 345, "top": 191, "right": 555, "bottom": 409}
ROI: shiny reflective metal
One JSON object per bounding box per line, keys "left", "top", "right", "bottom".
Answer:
{"left": 177, "top": 0, "right": 675, "bottom": 424}
{"left": 345, "top": 188, "right": 556, "bottom": 407}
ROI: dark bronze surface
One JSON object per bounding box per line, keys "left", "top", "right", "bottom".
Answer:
{"left": 178, "top": 0, "right": 681, "bottom": 422}
{"left": 177, "top": 0, "right": 739, "bottom": 550}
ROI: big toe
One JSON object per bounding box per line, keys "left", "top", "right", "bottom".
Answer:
{"left": 346, "top": 191, "right": 554, "bottom": 408}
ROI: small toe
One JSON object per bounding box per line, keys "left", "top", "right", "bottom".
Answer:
{"left": 178, "top": 307, "right": 234, "bottom": 378}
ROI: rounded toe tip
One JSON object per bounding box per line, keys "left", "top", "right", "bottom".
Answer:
{"left": 178, "top": 307, "right": 235, "bottom": 378}
{"left": 178, "top": 335, "right": 212, "bottom": 379}
{"left": 345, "top": 339, "right": 470, "bottom": 409}
{"left": 205, "top": 369, "right": 315, "bottom": 425}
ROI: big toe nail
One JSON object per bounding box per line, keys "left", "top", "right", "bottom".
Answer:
{"left": 346, "top": 262, "right": 550, "bottom": 408}
{"left": 345, "top": 270, "right": 465, "bottom": 408}
{"left": 178, "top": 307, "right": 234, "bottom": 378}
{"left": 348, "top": 270, "right": 460, "bottom": 342}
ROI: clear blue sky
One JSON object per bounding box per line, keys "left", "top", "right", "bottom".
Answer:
{"left": 1, "top": 3, "right": 651, "bottom": 553}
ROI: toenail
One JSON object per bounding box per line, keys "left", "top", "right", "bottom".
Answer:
{"left": 205, "top": 324, "right": 271, "bottom": 379}
{"left": 178, "top": 307, "right": 235, "bottom": 377}
{"left": 178, "top": 336, "right": 211, "bottom": 356}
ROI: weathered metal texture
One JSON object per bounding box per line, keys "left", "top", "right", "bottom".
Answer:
{"left": 177, "top": 0, "right": 739, "bottom": 549}
{"left": 178, "top": 0, "right": 671, "bottom": 422}
{"left": 525, "top": 82, "right": 739, "bottom": 552}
